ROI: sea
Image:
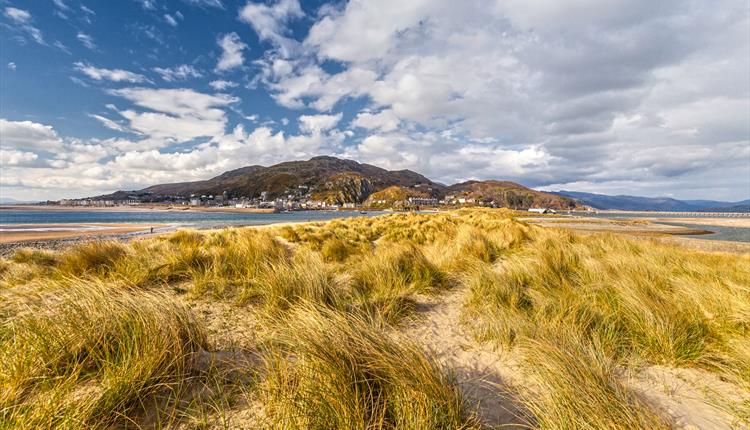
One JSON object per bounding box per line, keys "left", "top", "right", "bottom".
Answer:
{"left": 0, "top": 208, "right": 748, "bottom": 243}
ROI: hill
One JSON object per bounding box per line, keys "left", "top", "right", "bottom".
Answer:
{"left": 89, "top": 157, "right": 583, "bottom": 209}
{"left": 96, "top": 156, "right": 441, "bottom": 204}
{"left": 447, "top": 181, "right": 577, "bottom": 210}
{"left": 364, "top": 185, "right": 438, "bottom": 208}
{"left": 554, "top": 191, "right": 749, "bottom": 212}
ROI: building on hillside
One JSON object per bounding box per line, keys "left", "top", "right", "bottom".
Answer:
{"left": 528, "top": 208, "right": 556, "bottom": 214}
{"left": 407, "top": 197, "right": 439, "bottom": 206}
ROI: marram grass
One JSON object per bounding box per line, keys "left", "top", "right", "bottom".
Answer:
{"left": 0, "top": 280, "right": 207, "bottom": 429}
{"left": 258, "top": 304, "right": 480, "bottom": 429}
{"left": 0, "top": 208, "right": 748, "bottom": 428}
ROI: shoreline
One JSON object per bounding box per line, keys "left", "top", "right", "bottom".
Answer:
{"left": 0, "top": 223, "right": 167, "bottom": 244}
{"left": 0, "top": 219, "right": 317, "bottom": 257}
{"left": 0, "top": 204, "right": 279, "bottom": 214}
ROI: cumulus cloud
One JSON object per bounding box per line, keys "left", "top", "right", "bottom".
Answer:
{"left": 153, "top": 64, "right": 202, "bottom": 81}
{"left": 0, "top": 149, "right": 40, "bottom": 167}
{"left": 3, "top": 1, "right": 748, "bottom": 201}
{"left": 215, "top": 32, "right": 247, "bottom": 72}
{"left": 107, "top": 87, "right": 238, "bottom": 143}
{"left": 7, "top": 62, "right": 16, "bottom": 71}
{"left": 257, "top": 0, "right": 749, "bottom": 199}
{"left": 0, "top": 117, "right": 343, "bottom": 200}
{"left": 352, "top": 109, "right": 399, "bottom": 132}
{"left": 74, "top": 62, "right": 150, "bottom": 83}
{"left": 239, "top": 0, "right": 303, "bottom": 56}
{"left": 298, "top": 113, "right": 342, "bottom": 134}
{"left": 0, "top": 119, "right": 64, "bottom": 152}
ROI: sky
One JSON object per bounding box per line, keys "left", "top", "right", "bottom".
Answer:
{"left": 1, "top": 0, "right": 749, "bottom": 201}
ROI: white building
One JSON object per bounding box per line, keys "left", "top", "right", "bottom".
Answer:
{"left": 528, "top": 208, "right": 556, "bottom": 214}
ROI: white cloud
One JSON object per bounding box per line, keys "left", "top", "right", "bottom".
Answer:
{"left": 153, "top": 64, "right": 202, "bottom": 81}
{"left": 88, "top": 114, "right": 128, "bottom": 132}
{"left": 108, "top": 87, "right": 238, "bottom": 143}
{"left": 136, "top": 0, "right": 156, "bottom": 10}
{"left": 3, "top": 1, "right": 749, "bottom": 201}
{"left": 164, "top": 14, "right": 178, "bottom": 26}
{"left": 215, "top": 33, "right": 247, "bottom": 72}
{"left": 352, "top": 109, "right": 399, "bottom": 132}
{"left": 252, "top": 0, "right": 749, "bottom": 199}
{"left": 239, "top": 0, "right": 303, "bottom": 56}
{"left": 74, "top": 62, "right": 150, "bottom": 83}
{"left": 53, "top": 40, "right": 71, "bottom": 54}
{"left": 81, "top": 4, "right": 95, "bottom": 15}
{"left": 182, "top": 0, "right": 223, "bottom": 8}
{"left": 0, "top": 119, "right": 63, "bottom": 151}
{"left": 298, "top": 113, "right": 342, "bottom": 134}
{"left": 53, "top": 0, "right": 71, "bottom": 10}
{"left": 4, "top": 7, "right": 44, "bottom": 44}
{"left": 76, "top": 32, "right": 96, "bottom": 50}
{"left": 4, "top": 7, "right": 30, "bottom": 23}
{"left": 52, "top": 0, "right": 70, "bottom": 19}
{"left": 209, "top": 79, "right": 238, "bottom": 90}
{"left": 0, "top": 149, "right": 39, "bottom": 167}
{"left": 7, "top": 62, "right": 16, "bottom": 71}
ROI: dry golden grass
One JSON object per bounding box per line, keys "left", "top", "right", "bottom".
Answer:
{"left": 0, "top": 280, "right": 207, "bottom": 429}
{"left": 0, "top": 208, "right": 747, "bottom": 428}
{"left": 258, "top": 304, "right": 480, "bottom": 429}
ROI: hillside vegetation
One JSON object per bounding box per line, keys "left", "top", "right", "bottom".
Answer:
{"left": 1, "top": 209, "right": 747, "bottom": 428}
{"left": 93, "top": 156, "right": 577, "bottom": 209}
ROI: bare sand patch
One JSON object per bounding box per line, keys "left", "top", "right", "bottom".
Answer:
{"left": 405, "top": 287, "right": 529, "bottom": 429}
{"left": 628, "top": 366, "right": 749, "bottom": 430}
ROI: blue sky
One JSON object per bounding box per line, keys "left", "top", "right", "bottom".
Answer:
{"left": 1, "top": 0, "right": 749, "bottom": 201}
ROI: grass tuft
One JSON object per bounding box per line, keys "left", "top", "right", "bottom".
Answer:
{"left": 259, "top": 304, "right": 480, "bottom": 429}
{"left": 0, "top": 279, "right": 207, "bottom": 428}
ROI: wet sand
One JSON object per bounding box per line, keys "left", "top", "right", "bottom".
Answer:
{"left": 520, "top": 217, "right": 713, "bottom": 236}
{"left": 0, "top": 204, "right": 276, "bottom": 214}
{"left": 521, "top": 216, "right": 749, "bottom": 254}
{"left": 645, "top": 217, "right": 750, "bottom": 228}
{"left": 0, "top": 223, "right": 166, "bottom": 244}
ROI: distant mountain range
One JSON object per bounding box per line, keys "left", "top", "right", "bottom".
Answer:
{"left": 0, "top": 197, "right": 40, "bottom": 205}
{"left": 552, "top": 191, "right": 750, "bottom": 212}
{"left": 93, "top": 156, "right": 577, "bottom": 210}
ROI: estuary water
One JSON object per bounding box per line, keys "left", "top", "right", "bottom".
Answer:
{"left": 0, "top": 209, "right": 385, "bottom": 230}
{"left": 574, "top": 212, "right": 750, "bottom": 243}
{"left": 1, "top": 208, "right": 748, "bottom": 243}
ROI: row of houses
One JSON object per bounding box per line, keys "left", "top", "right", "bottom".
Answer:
{"left": 59, "top": 199, "right": 141, "bottom": 206}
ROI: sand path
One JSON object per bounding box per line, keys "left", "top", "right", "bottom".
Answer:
{"left": 405, "top": 286, "right": 528, "bottom": 429}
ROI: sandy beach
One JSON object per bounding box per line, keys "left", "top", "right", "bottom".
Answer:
{"left": 0, "top": 223, "right": 166, "bottom": 244}
{"left": 520, "top": 217, "right": 713, "bottom": 236}
{"left": 0, "top": 204, "right": 277, "bottom": 214}
{"left": 644, "top": 217, "right": 750, "bottom": 228}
